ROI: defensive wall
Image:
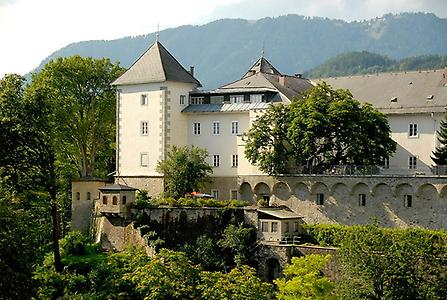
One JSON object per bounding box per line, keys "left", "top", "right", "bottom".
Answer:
{"left": 238, "top": 175, "right": 447, "bottom": 229}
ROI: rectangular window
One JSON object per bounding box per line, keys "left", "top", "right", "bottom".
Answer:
{"left": 232, "top": 154, "right": 238, "bottom": 167}
{"left": 231, "top": 121, "right": 239, "bottom": 135}
{"left": 271, "top": 222, "right": 278, "bottom": 232}
{"left": 409, "top": 123, "right": 418, "bottom": 137}
{"left": 230, "top": 95, "right": 244, "bottom": 104}
{"left": 211, "top": 189, "right": 219, "bottom": 200}
{"left": 190, "top": 96, "right": 204, "bottom": 104}
{"left": 180, "top": 95, "right": 186, "bottom": 105}
{"left": 231, "top": 190, "right": 238, "bottom": 200}
{"left": 358, "top": 193, "right": 366, "bottom": 206}
{"left": 261, "top": 221, "right": 269, "bottom": 232}
{"left": 193, "top": 122, "right": 201, "bottom": 135}
{"left": 212, "top": 121, "right": 220, "bottom": 135}
{"left": 141, "top": 121, "right": 149, "bottom": 135}
{"left": 213, "top": 155, "right": 220, "bottom": 167}
{"left": 284, "top": 222, "right": 289, "bottom": 233}
{"left": 140, "top": 153, "right": 149, "bottom": 167}
{"left": 409, "top": 156, "right": 417, "bottom": 169}
{"left": 404, "top": 195, "right": 413, "bottom": 207}
{"left": 250, "top": 94, "right": 263, "bottom": 103}
{"left": 383, "top": 157, "right": 389, "bottom": 169}
{"left": 294, "top": 221, "right": 300, "bottom": 232}
{"left": 316, "top": 193, "right": 324, "bottom": 205}
{"left": 141, "top": 94, "right": 148, "bottom": 105}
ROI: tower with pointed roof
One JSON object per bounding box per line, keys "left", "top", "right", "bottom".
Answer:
{"left": 112, "top": 41, "right": 201, "bottom": 194}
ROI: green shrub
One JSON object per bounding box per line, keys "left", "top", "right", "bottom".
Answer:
{"left": 60, "top": 231, "right": 89, "bottom": 256}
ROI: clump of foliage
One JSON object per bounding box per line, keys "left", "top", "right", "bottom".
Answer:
{"left": 199, "top": 265, "right": 275, "bottom": 300}
{"left": 156, "top": 146, "right": 213, "bottom": 198}
{"left": 275, "top": 254, "right": 335, "bottom": 300}
{"left": 34, "top": 241, "right": 273, "bottom": 300}
{"left": 218, "top": 223, "right": 255, "bottom": 266}
{"left": 150, "top": 197, "right": 249, "bottom": 208}
{"left": 244, "top": 82, "right": 396, "bottom": 175}
{"left": 304, "top": 223, "right": 447, "bottom": 299}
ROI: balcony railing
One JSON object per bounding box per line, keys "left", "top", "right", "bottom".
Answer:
{"left": 284, "top": 165, "right": 447, "bottom": 176}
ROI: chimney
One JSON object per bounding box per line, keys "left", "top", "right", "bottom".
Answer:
{"left": 279, "top": 75, "right": 287, "bottom": 86}
{"left": 443, "top": 65, "right": 447, "bottom": 83}
{"left": 190, "top": 66, "right": 195, "bottom": 77}
{"left": 295, "top": 73, "right": 303, "bottom": 79}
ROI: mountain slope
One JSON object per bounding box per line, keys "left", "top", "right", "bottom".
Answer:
{"left": 304, "top": 51, "right": 447, "bottom": 78}
{"left": 33, "top": 12, "right": 447, "bottom": 89}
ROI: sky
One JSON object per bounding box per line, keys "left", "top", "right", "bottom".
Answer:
{"left": 1, "top": 0, "right": 447, "bottom": 78}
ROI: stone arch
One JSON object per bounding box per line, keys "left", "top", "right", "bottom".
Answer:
{"left": 310, "top": 182, "right": 329, "bottom": 194}
{"left": 265, "top": 257, "right": 281, "bottom": 282}
{"left": 330, "top": 182, "right": 349, "bottom": 203}
{"left": 394, "top": 183, "right": 414, "bottom": 197}
{"left": 371, "top": 183, "right": 392, "bottom": 199}
{"left": 239, "top": 182, "right": 254, "bottom": 203}
{"left": 254, "top": 182, "right": 271, "bottom": 202}
{"left": 417, "top": 184, "right": 438, "bottom": 201}
{"left": 272, "top": 181, "right": 291, "bottom": 201}
{"left": 293, "top": 182, "right": 310, "bottom": 201}
{"left": 351, "top": 183, "right": 370, "bottom": 195}
{"left": 440, "top": 185, "right": 447, "bottom": 199}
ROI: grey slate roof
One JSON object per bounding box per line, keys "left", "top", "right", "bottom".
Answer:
{"left": 242, "top": 57, "right": 281, "bottom": 78}
{"left": 112, "top": 41, "right": 201, "bottom": 86}
{"left": 99, "top": 184, "right": 137, "bottom": 191}
{"left": 258, "top": 208, "right": 303, "bottom": 219}
{"left": 220, "top": 57, "right": 313, "bottom": 102}
{"left": 318, "top": 70, "right": 447, "bottom": 114}
{"left": 182, "top": 102, "right": 270, "bottom": 113}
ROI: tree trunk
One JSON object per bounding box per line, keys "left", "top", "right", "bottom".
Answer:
{"left": 50, "top": 198, "right": 63, "bottom": 273}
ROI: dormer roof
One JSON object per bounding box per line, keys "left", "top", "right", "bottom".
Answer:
{"left": 112, "top": 41, "right": 201, "bottom": 86}
{"left": 242, "top": 57, "right": 281, "bottom": 78}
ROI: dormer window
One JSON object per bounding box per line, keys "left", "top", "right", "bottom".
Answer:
{"left": 427, "top": 95, "right": 434, "bottom": 100}
{"left": 190, "top": 96, "right": 204, "bottom": 105}
{"left": 390, "top": 97, "right": 398, "bottom": 102}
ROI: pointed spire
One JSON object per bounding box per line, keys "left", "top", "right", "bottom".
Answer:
{"left": 156, "top": 23, "right": 160, "bottom": 42}
{"left": 242, "top": 56, "right": 281, "bottom": 79}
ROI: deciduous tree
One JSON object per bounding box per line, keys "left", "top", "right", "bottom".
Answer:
{"left": 245, "top": 82, "right": 396, "bottom": 175}
{"left": 156, "top": 146, "right": 213, "bottom": 198}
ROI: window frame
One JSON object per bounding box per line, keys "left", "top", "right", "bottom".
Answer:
{"left": 180, "top": 95, "right": 186, "bottom": 105}
{"left": 231, "top": 121, "right": 239, "bottom": 135}
{"left": 358, "top": 193, "right": 366, "bottom": 206}
{"left": 271, "top": 222, "right": 278, "bottom": 233}
{"left": 141, "top": 121, "right": 149, "bottom": 136}
{"left": 230, "top": 189, "right": 238, "bottom": 200}
{"left": 408, "top": 123, "right": 418, "bottom": 138}
{"left": 261, "top": 221, "right": 269, "bottom": 232}
{"left": 232, "top": 154, "right": 238, "bottom": 168}
{"left": 140, "top": 152, "right": 149, "bottom": 167}
{"left": 230, "top": 95, "right": 244, "bottom": 104}
{"left": 316, "top": 193, "right": 324, "bottom": 205}
{"left": 141, "top": 94, "right": 148, "bottom": 105}
{"left": 404, "top": 194, "right": 413, "bottom": 207}
{"left": 211, "top": 189, "right": 219, "bottom": 200}
{"left": 212, "top": 121, "right": 220, "bottom": 135}
{"left": 409, "top": 156, "right": 417, "bottom": 169}
{"left": 213, "top": 154, "right": 220, "bottom": 167}
{"left": 193, "top": 122, "right": 201, "bottom": 135}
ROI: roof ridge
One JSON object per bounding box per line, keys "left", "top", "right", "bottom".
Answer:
{"left": 320, "top": 69, "right": 444, "bottom": 81}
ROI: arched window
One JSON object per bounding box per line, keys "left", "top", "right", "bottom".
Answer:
{"left": 76, "top": 192, "right": 80, "bottom": 201}
{"left": 102, "top": 195, "right": 108, "bottom": 205}
{"left": 112, "top": 196, "right": 118, "bottom": 205}
{"left": 87, "top": 192, "right": 91, "bottom": 201}
{"left": 122, "top": 195, "right": 127, "bottom": 205}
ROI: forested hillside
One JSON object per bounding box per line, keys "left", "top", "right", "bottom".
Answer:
{"left": 305, "top": 51, "right": 447, "bottom": 78}
{"left": 32, "top": 12, "right": 447, "bottom": 88}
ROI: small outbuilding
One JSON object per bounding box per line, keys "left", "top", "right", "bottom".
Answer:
{"left": 98, "top": 184, "right": 137, "bottom": 217}
{"left": 257, "top": 208, "right": 304, "bottom": 243}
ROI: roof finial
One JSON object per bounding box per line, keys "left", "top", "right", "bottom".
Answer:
{"left": 261, "top": 41, "right": 265, "bottom": 58}
{"left": 156, "top": 22, "right": 160, "bottom": 42}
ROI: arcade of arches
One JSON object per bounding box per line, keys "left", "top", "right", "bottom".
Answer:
{"left": 238, "top": 175, "right": 447, "bottom": 229}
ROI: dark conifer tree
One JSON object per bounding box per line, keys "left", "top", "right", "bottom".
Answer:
{"left": 431, "top": 116, "right": 447, "bottom": 165}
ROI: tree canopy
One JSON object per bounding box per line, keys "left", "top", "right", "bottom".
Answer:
{"left": 156, "top": 146, "right": 213, "bottom": 198}
{"left": 29, "top": 55, "right": 124, "bottom": 178}
{"left": 244, "top": 82, "right": 396, "bottom": 175}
